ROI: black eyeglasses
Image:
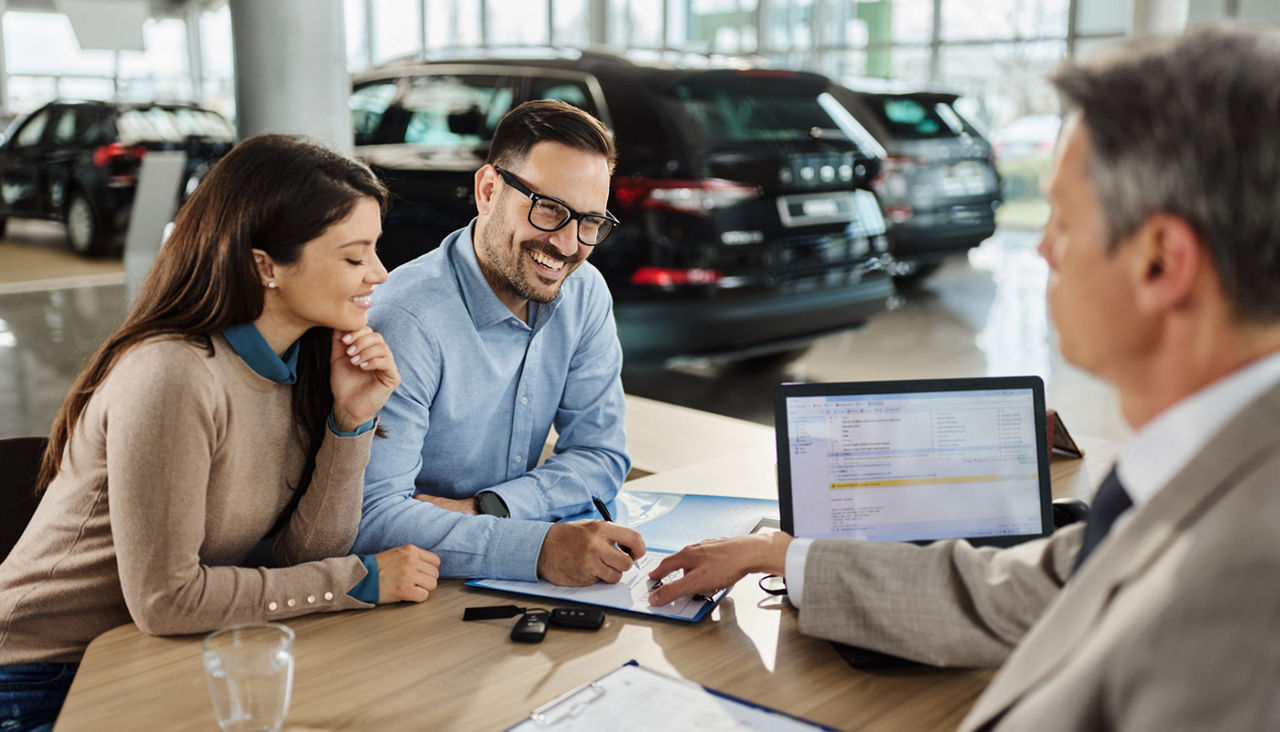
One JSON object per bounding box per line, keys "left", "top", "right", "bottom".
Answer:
{"left": 494, "top": 166, "right": 619, "bottom": 246}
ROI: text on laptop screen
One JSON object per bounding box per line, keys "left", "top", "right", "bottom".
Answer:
{"left": 785, "top": 388, "right": 1043, "bottom": 541}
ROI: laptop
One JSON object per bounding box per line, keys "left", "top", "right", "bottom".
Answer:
{"left": 774, "top": 376, "right": 1054, "bottom": 667}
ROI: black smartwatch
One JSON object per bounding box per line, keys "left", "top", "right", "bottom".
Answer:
{"left": 476, "top": 491, "right": 510, "bottom": 518}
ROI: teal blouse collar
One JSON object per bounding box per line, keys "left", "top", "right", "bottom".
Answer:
{"left": 222, "top": 323, "right": 300, "bottom": 385}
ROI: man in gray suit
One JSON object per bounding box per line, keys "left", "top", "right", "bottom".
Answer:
{"left": 649, "top": 25, "right": 1280, "bottom": 730}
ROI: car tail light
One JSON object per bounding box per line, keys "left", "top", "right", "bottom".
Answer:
{"left": 629, "top": 266, "right": 723, "bottom": 287}
{"left": 885, "top": 205, "right": 913, "bottom": 223}
{"left": 612, "top": 178, "right": 761, "bottom": 216}
{"left": 92, "top": 143, "right": 147, "bottom": 168}
{"left": 876, "top": 155, "right": 920, "bottom": 180}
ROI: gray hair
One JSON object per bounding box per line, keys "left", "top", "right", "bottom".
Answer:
{"left": 1052, "top": 24, "right": 1280, "bottom": 322}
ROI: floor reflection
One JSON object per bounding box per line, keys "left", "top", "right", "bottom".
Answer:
{"left": 0, "top": 229, "right": 1129, "bottom": 444}
{"left": 0, "top": 285, "right": 128, "bottom": 438}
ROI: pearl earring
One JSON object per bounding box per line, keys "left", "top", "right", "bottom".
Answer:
{"left": 267, "top": 282, "right": 276, "bottom": 289}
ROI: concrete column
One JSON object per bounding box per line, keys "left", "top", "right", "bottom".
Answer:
{"left": 1133, "top": 0, "right": 1189, "bottom": 37}
{"left": 229, "top": 0, "right": 352, "bottom": 152}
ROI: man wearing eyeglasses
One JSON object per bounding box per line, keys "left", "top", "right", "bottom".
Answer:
{"left": 354, "top": 100, "right": 644, "bottom": 587}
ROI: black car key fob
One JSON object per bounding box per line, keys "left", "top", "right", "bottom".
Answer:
{"left": 511, "top": 611, "right": 549, "bottom": 643}
{"left": 549, "top": 607, "right": 605, "bottom": 630}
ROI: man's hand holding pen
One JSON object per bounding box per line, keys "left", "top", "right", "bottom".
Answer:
{"left": 591, "top": 494, "right": 633, "bottom": 556}
{"left": 537, "top": 520, "right": 646, "bottom": 587}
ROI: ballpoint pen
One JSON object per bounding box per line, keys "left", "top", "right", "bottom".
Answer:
{"left": 591, "top": 494, "right": 633, "bottom": 556}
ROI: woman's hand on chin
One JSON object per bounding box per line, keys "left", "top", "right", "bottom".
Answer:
{"left": 330, "top": 326, "right": 400, "bottom": 430}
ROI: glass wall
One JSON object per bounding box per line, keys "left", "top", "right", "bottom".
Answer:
{"left": 1, "top": 0, "right": 1270, "bottom": 228}
{"left": 2, "top": 11, "right": 193, "bottom": 113}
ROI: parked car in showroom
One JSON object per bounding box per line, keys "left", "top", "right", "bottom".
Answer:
{"left": 0, "top": 100, "right": 235, "bottom": 256}
{"left": 350, "top": 50, "right": 895, "bottom": 362}
{"left": 830, "top": 88, "right": 1001, "bottom": 283}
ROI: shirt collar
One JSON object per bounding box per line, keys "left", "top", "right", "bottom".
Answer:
{"left": 1118, "top": 347, "right": 1280, "bottom": 509}
{"left": 222, "top": 322, "right": 300, "bottom": 384}
{"left": 451, "top": 219, "right": 562, "bottom": 332}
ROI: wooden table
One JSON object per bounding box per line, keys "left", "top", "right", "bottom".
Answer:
{"left": 55, "top": 401, "right": 1122, "bottom": 731}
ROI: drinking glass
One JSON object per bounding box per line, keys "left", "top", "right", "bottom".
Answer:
{"left": 202, "top": 623, "right": 295, "bottom": 732}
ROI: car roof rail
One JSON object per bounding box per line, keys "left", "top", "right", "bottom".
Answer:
{"left": 366, "top": 44, "right": 635, "bottom": 70}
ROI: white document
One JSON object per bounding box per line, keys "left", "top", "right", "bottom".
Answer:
{"left": 469, "top": 551, "right": 721, "bottom": 622}
{"left": 508, "top": 662, "right": 832, "bottom": 731}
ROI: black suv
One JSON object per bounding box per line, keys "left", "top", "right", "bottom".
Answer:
{"left": 830, "top": 89, "right": 1001, "bottom": 282}
{"left": 351, "top": 51, "right": 895, "bottom": 362}
{"left": 0, "top": 100, "right": 235, "bottom": 256}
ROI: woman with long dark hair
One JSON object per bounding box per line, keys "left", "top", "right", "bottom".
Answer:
{"left": 0, "top": 134, "right": 440, "bottom": 731}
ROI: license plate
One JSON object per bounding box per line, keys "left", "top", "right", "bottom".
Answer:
{"left": 940, "top": 161, "right": 991, "bottom": 196}
{"left": 777, "top": 190, "right": 886, "bottom": 236}
{"left": 801, "top": 198, "right": 840, "bottom": 218}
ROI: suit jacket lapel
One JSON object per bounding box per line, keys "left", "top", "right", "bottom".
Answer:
{"left": 961, "top": 382, "right": 1280, "bottom": 730}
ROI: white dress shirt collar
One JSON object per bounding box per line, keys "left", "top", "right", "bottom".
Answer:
{"left": 1118, "top": 348, "right": 1280, "bottom": 510}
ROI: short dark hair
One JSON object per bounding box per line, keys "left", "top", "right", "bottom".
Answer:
{"left": 486, "top": 99, "right": 616, "bottom": 174}
{"left": 1052, "top": 24, "right": 1280, "bottom": 322}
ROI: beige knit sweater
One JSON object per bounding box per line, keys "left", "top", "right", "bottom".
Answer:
{"left": 0, "top": 335, "right": 374, "bottom": 665}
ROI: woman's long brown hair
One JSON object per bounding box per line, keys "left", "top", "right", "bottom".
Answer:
{"left": 37, "top": 134, "right": 389, "bottom": 492}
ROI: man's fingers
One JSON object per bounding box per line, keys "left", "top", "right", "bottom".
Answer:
{"left": 648, "top": 550, "right": 691, "bottom": 580}
{"left": 601, "top": 524, "right": 645, "bottom": 558}
{"left": 598, "top": 544, "right": 634, "bottom": 575}
{"left": 596, "top": 565, "right": 624, "bottom": 584}
{"left": 649, "top": 573, "right": 697, "bottom": 607}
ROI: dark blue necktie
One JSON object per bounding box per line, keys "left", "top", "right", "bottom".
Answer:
{"left": 1072, "top": 466, "right": 1132, "bottom": 573}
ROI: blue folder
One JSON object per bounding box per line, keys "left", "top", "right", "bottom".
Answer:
{"left": 560, "top": 490, "right": 780, "bottom": 552}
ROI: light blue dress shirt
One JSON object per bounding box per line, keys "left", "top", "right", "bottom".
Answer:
{"left": 352, "top": 221, "right": 630, "bottom": 581}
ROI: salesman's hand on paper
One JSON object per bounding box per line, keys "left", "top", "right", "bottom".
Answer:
{"left": 538, "top": 520, "right": 646, "bottom": 586}
{"left": 374, "top": 544, "right": 441, "bottom": 603}
{"left": 647, "top": 533, "right": 792, "bottom": 607}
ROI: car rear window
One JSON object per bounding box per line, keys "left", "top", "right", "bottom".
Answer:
{"left": 667, "top": 73, "right": 856, "bottom": 147}
{"left": 397, "top": 75, "right": 515, "bottom": 145}
{"left": 863, "top": 96, "right": 964, "bottom": 140}
{"left": 117, "top": 107, "right": 235, "bottom": 143}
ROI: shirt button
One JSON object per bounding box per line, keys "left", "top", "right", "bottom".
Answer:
{"left": 514, "top": 455, "right": 522, "bottom": 463}
{"left": 307, "top": 595, "right": 316, "bottom": 604}
{"left": 520, "top": 397, "right": 528, "bottom": 405}
{"left": 324, "top": 592, "right": 334, "bottom": 601}
{"left": 268, "top": 601, "right": 278, "bottom": 611}
{"left": 287, "top": 598, "right": 296, "bottom": 608}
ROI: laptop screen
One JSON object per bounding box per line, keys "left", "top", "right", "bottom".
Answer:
{"left": 775, "top": 377, "right": 1053, "bottom": 548}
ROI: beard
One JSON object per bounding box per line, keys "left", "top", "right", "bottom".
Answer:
{"left": 477, "top": 222, "right": 581, "bottom": 305}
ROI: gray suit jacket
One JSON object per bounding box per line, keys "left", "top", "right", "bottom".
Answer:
{"left": 799, "top": 381, "right": 1280, "bottom": 731}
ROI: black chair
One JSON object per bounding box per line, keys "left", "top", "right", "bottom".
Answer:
{"left": 0, "top": 436, "right": 48, "bottom": 562}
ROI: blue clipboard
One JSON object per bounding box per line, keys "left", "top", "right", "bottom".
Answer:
{"left": 506, "top": 660, "right": 839, "bottom": 730}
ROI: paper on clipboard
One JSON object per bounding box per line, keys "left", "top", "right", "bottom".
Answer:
{"left": 558, "top": 491, "right": 779, "bottom": 553}
{"left": 467, "top": 551, "right": 724, "bottom": 621}
{"left": 506, "top": 661, "right": 836, "bottom": 731}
